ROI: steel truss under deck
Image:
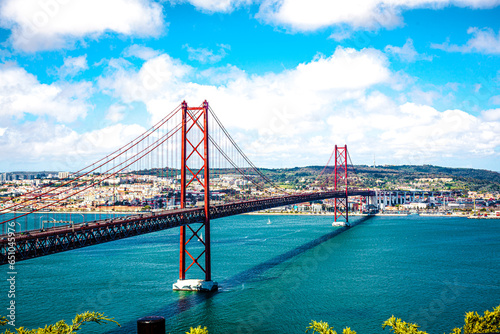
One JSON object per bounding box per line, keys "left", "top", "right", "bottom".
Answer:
{"left": 0, "top": 190, "right": 373, "bottom": 264}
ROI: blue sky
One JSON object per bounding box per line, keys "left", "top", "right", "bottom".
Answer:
{"left": 0, "top": 0, "right": 499, "bottom": 172}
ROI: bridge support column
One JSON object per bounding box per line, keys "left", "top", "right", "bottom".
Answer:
{"left": 333, "top": 145, "right": 349, "bottom": 226}
{"left": 173, "top": 100, "right": 218, "bottom": 292}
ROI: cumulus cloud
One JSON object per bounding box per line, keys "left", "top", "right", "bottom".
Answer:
{"left": 97, "top": 47, "right": 500, "bottom": 167}
{"left": 385, "top": 39, "right": 432, "bottom": 62}
{"left": 0, "top": 0, "right": 164, "bottom": 52}
{"left": 99, "top": 53, "right": 193, "bottom": 105}
{"left": 184, "top": 44, "right": 231, "bottom": 64}
{"left": 123, "top": 45, "right": 161, "bottom": 60}
{"left": 99, "top": 47, "right": 391, "bottom": 137}
{"left": 106, "top": 104, "right": 127, "bottom": 122}
{"left": 172, "top": 0, "right": 252, "bottom": 13}
{"left": 0, "top": 63, "right": 92, "bottom": 122}
{"left": 256, "top": 0, "right": 500, "bottom": 32}
{"left": 490, "top": 95, "right": 500, "bottom": 105}
{"left": 482, "top": 108, "right": 500, "bottom": 121}
{"left": 432, "top": 27, "right": 500, "bottom": 54}
{"left": 58, "top": 55, "right": 88, "bottom": 78}
{"left": 327, "top": 93, "right": 500, "bottom": 165}
{"left": 0, "top": 121, "right": 146, "bottom": 170}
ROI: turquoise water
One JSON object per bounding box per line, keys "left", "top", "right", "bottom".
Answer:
{"left": 1, "top": 215, "right": 499, "bottom": 334}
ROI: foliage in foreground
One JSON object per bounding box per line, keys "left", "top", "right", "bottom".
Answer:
{"left": 185, "top": 325, "right": 208, "bottom": 334}
{"left": 449, "top": 305, "right": 500, "bottom": 334}
{"left": 186, "top": 304, "right": 500, "bottom": 334}
{"left": 305, "top": 320, "right": 356, "bottom": 334}
{"left": 381, "top": 304, "right": 500, "bottom": 334}
{"left": 1, "top": 305, "right": 498, "bottom": 334}
{"left": 0, "top": 311, "right": 120, "bottom": 334}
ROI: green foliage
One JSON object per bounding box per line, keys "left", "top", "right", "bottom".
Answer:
{"left": 305, "top": 320, "right": 357, "bottom": 334}
{"left": 0, "top": 312, "right": 119, "bottom": 334}
{"left": 185, "top": 325, "right": 208, "bottom": 334}
{"left": 381, "top": 305, "right": 500, "bottom": 334}
{"left": 2, "top": 305, "right": 498, "bottom": 334}
{"left": 382, "top": 316, "right": 427, "bottom": 334}
{"left": 306, "top": 321, "right": 337, "bottom": 334}
{"left": 449, "top": 305, "right": 500, "bottom": 334}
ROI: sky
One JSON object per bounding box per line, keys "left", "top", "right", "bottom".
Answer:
{"left": 0, "top": 0, "right": 499, "bottom": 172}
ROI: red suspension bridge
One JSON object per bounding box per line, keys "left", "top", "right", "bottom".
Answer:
{"left": 0, "top": 101, "right": 374, "bottom": 291}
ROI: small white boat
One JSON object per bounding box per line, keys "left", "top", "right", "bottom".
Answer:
{"left": 267, "top": 218, "right": 271, "bottom": 224}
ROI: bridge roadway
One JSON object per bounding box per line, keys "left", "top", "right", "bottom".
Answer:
{"left": 0, "top": 190, "right": 373, "bottom": 264}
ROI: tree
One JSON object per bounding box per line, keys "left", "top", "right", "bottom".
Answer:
{"left": 186, "top": 326, "right": 208, "bottom": 334}
{"left": 305, "top": 320, "right": 356, "bottom": 334}
{"left": 382, "top": 305, "right": 500, "bottom": 334}
{"left": 382, "top": 316, "right": 427, "bottom": 334}
{"left": 0, "top": 312, "right": 119, "bottom": 334}
{"left": 449, "top": 305, "right": 500, "bottom": 334}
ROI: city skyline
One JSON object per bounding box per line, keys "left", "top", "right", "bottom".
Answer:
{"left": 0, "top": 1, "right": 499, "bottom": 172}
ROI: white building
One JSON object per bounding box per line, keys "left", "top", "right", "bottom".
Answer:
{"left": 403, "top": 202, "right": 429, "bottom": 210}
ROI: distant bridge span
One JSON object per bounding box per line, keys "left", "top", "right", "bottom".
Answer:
{"left": 0, "top": 190, "right": 373, "bottom": 265}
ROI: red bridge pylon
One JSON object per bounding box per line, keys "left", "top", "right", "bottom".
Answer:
{"left": 334, "top": 145, "right": 349, "bottom": 226}
{"left": 173, "top": 100, "right": 217, "bottom": 292}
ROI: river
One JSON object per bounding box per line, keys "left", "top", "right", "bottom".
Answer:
{"left": 1, "top": 214, "right": 499, "bottom": 334}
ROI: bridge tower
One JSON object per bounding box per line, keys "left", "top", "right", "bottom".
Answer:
{"left": 334, "top": 145, "right": 349, "bottom": 226}
{"left": 173, "top": 100, "right": 218, "bottom": 292}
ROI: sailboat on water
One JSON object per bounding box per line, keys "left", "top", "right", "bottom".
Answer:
{"left": 267, "top": 218, "right": 272, "bottom": 225}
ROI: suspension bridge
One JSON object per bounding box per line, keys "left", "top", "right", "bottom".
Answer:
{"left": 0, "top": 100, "right": 374, "bottom": 291}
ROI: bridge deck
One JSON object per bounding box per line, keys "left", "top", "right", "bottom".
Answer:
{"left": 0, "top": 190, "right": 373, "bottom": 264}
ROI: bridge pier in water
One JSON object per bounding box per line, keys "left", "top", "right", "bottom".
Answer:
{"left": 172, "top": 100, "right": 218, "bottom": 292}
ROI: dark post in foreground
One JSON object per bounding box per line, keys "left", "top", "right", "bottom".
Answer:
{"left": 137, "top": 316, "right": 165, "bottom": 334}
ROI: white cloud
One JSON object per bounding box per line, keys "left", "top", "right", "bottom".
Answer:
{"left": 432, "top": 27, "right": 500, "bottom": 54}
{"left": 58, "top": 55, "right": 88, "bottom": 78}
{"left": 98, "top": 47, "right": 393, "bottom": 165}
{"left": 175, "top": 0, "right": 252, "bottom": 13}
{"left": 99, "top": 53, "right": 193, "bottom": 104}
{"left": 482, "top": 108, "right": 500, "bottom": 121}
{"left": 0, "top": 121, "right": 146, "bottom": 170}
{"left": 256, "top": 0, "right": 500, "bottom": 32}
{"left": 385, "top": 39, "right": 432, "bottom": 62}
{"left": 327, "top": 94, "right": 500, "bottom": 165}
{"left": 123, "top": 45, "right": 161, "bottom": 60}
{"left": 407, "top": 88, "right": 442, "bottom": 105}
{"left": 106, "top": 104, "right": 127, "bottom": 122}
{"left": 0, "top": 0, "right": 164, "bottom": 52}
{"left": 0, "top": 63, "right": 92, "bottom": 122}
{"left": 97, "top": 47, "right": 500, "bottom": 167}
{"left": 198, "top": 65, "right": 247, "bottom": 85}
{"left": 99, "top": 46, "right": 391, "bottom": 135}
{"left": 184, "top": 44, "right": 230, "bottom": 64}
{"left": 329, "top": 28, "right": 354, "bottom": 42}
{"left": 490, "top": 95, "right": 500, "bottom": 105}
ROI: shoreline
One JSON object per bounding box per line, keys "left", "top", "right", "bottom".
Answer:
{"left": 2, "top": 210, "right": 499, "bottom": 219}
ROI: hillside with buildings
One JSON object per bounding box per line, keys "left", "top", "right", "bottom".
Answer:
{"left": 258, "top": 164, "right": 500, "bottom": 194}
{"left": 1, "top": 165, "right": 499, "bottom": 214}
